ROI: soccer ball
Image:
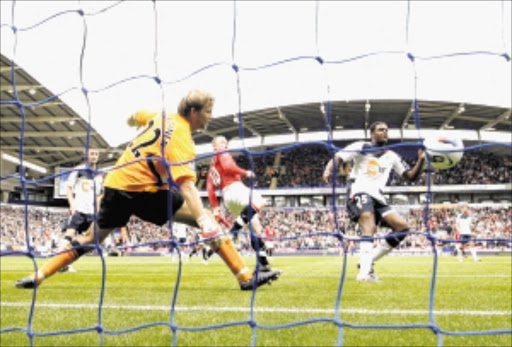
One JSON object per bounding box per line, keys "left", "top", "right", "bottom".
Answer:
{"left": 424, "top": 136, "right": 464, "bottom": 170}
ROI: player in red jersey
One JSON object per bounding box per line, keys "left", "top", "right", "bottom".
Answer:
{"left": 264, "top": 225, "right": 276, "bottom": 258}
{"left": 207, "top": 136, "right": 276, "bottom": 272}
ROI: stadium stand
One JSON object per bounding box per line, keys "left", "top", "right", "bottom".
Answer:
{"left": 194, "top": 148, "right": 511, "bottom": 190}
{"left": 2, "top": 203, "right": 510, "bottom": 257}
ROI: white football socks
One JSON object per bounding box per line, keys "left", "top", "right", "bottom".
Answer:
{"left": 358, "top": 241, "right": 374, "bottom": 277}
{"left": 371, "top": 241, "right": 393, "bottom": 263}
{"left": 470, "top": 248, "right": 479, "bottom": 261}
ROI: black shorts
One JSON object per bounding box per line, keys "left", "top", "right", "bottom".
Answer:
{"left": 460, "top": 234, "right": 472, "bottom": 243}
{"left": 62, "top": 212, "right": 94, "bottom": 234}
{"left": 347, "top": 193, "right": 393, "bottom": 225}
{"left": 97, "top": 187, "right": 185, "bottom": 229}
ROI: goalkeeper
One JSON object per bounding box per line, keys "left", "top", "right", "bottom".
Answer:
{"left": 16, "top": 89, "right": 280, "bottom": 291}
{"left": 322, "top": 121, "right": 425, "bottom": 281}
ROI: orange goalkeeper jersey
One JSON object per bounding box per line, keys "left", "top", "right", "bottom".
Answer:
{"left": 104, "top": 111, "right": 197, "bottom": 192}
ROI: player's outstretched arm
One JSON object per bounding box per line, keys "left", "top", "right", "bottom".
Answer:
{"left": 403, "top": 149, "right": 425, "bottom": 181}
{"left": 322, "top": 156, "right": 343, "bottom": 184}
{"left": 219, "top": 152, "right": 248, "bottom": 176}
{"left": 206, "top": 172, "right": 220, "bottom": 211}
{"left": 66, "top": 185, "right": 75, "bottom": 215}
{"left": 127, "top": 110, "right": 158, "bottom": 128}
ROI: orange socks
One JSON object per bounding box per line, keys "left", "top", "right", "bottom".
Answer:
{"left": 215, "top": 237, "right": 252, "bottom": 282}
{"left": 34, "top": 245, "right": 80, "bottom": 284}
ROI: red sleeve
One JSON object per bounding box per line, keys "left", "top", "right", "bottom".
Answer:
{"left": 218, "top": 153, "right": 247, "bottom": 176}
{"left": 206, "top": 169, "right": 219, "bottom": 208}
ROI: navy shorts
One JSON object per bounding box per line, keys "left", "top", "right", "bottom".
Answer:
{"left": 62, "top": 212, "right": 94, "bottom": 234}
{"left": 347, "top": 193, "right": 393, "bottom": 226}
{"left": 97, "top": 188, "right": 185, "bottom": 229}
{"left": 460, "top": 234, "right": 472, "bottom": 244}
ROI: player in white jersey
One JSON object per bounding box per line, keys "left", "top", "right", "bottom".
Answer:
{"left": 455, "top": 204, "right": 481, "bottom": 262}
{"left": 323, "top": 122, "right": 425, "bottom": 281}
{"left": 59, "top": 148, "right": 103, "bottom": 272}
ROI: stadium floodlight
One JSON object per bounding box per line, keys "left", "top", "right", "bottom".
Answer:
{"left": 2, "top": 153, "right": 47, "bottom": 174}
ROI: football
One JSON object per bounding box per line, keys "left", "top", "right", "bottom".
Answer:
{"left": 424, "top": 136, "right": 464, "bottom": 170}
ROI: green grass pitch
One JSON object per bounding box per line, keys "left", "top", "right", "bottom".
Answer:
{"left": 1, "top": 255, "right": 511, "bottom": 346}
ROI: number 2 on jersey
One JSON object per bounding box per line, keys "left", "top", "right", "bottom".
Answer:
{"left": 129, "top": 120, "right": 162, "bottom": 158}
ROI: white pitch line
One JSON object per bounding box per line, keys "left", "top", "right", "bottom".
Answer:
{"left": 379, "top": 274, "right": 512, "bottom": 278}
{"left": 1, "top": 302, "right": 510, "bottom": 316}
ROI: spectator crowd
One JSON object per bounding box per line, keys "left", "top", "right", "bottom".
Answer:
{"left": 2, "top": 203, "right": 510, "bottom": 256}
{"left": 1, "top": 144, "right": 510, "bottom": 255}
{"left": 195, "top": 146, "right": 510, "bottom": 190}
{"left": 1, "top": 205, "right": 67, "bottom": 252}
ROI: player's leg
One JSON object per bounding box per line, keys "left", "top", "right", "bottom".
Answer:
{"left": 458, "top": 235, "right": 471, "bottom": 261}
{"left": 247, "top": 215, "right": 273, "bottom": 270}
{"left": 174, "top": 193, "right": 280, "bottom": 290}
{"left": 60, "top": 228, "right": 76, "bottom": 250}
{"left": 180, "top": 202, "right": 280, "bottom": 290}
{"left": 469, "top": 242, "right": 481, "bottom": 262}
{"left": 61, "top": 213, "right": 94, "bottom": 273}
{"left": 266, "top": 241, "right": 274, "bottom": 258}
{"left": 374, "top": 210, "right": 410, "bottom": 264}
{"left": 199, "top": 244, "right": 215, "bottom": 264}
{"left": 356, "top": 211, "right": 377, "bottom": 280}
{"left": 224, "top": 184, "right": 273, "bottom": 270}
{"left": 15, "top": 188, "right": 131, "bottom": 289}
{"left": 15, "top": 226, "right": 112, "bottom": 288}
{"left": 201, "top": 245, "right": 210, "bottom": 264}
{"left": 229, "top": 185, "right": 266, "bottom": 234}
{"left": 189, "top": 244, "right": 199, "bottom": 258}
{"left": 205, "top": 244, "right": 215, "bottom": 259}
{"left": 178, "top": 237, "right": 188, "bottom": 263}
{"left": 347, "top": 194, "right": 378, "bottom": 281}
{"left": 456, "top": 242, "right": 464, "bottom": 262}
{"left": 58, "top": 228, "right": 77, "bottom": 273}
{"left": 462, "top": 235, "right": 478, "bottom": 262}
{"left": 58, "top": 212, "right": 81, "bottom": 272}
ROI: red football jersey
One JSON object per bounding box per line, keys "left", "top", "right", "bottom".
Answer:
{"left": 265, "top": 226, "right": 276, "bottom": 241}
{"left": 207, "top": 152, "right": 247, "bottom": 208}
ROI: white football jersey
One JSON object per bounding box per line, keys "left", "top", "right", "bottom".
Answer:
{"left": 456, "top": 213, "right": 472, "bottom": 235}
{"left": 67, "top": 165, "right": 103, "bottom": 215}
{"left": 336, "top": 141, "right": 407, "bottom": 204}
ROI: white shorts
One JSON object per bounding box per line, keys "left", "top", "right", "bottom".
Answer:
{"left": 222, "top": 182, "right": 266, "bottom": 216}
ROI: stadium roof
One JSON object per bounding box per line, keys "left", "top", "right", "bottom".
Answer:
{"left": 1, "top": 52, "right": 511, "bottom": 171}
{"left": 0, "top": 54, "right": 111, "bottom": 170}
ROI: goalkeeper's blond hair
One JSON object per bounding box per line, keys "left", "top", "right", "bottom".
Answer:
{"left": 177, "top": 89, "right": 215, "bottom": 117}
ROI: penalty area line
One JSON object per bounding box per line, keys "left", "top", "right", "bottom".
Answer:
{"left": 1, "top": 302, "right": 510, "bottom": 316}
